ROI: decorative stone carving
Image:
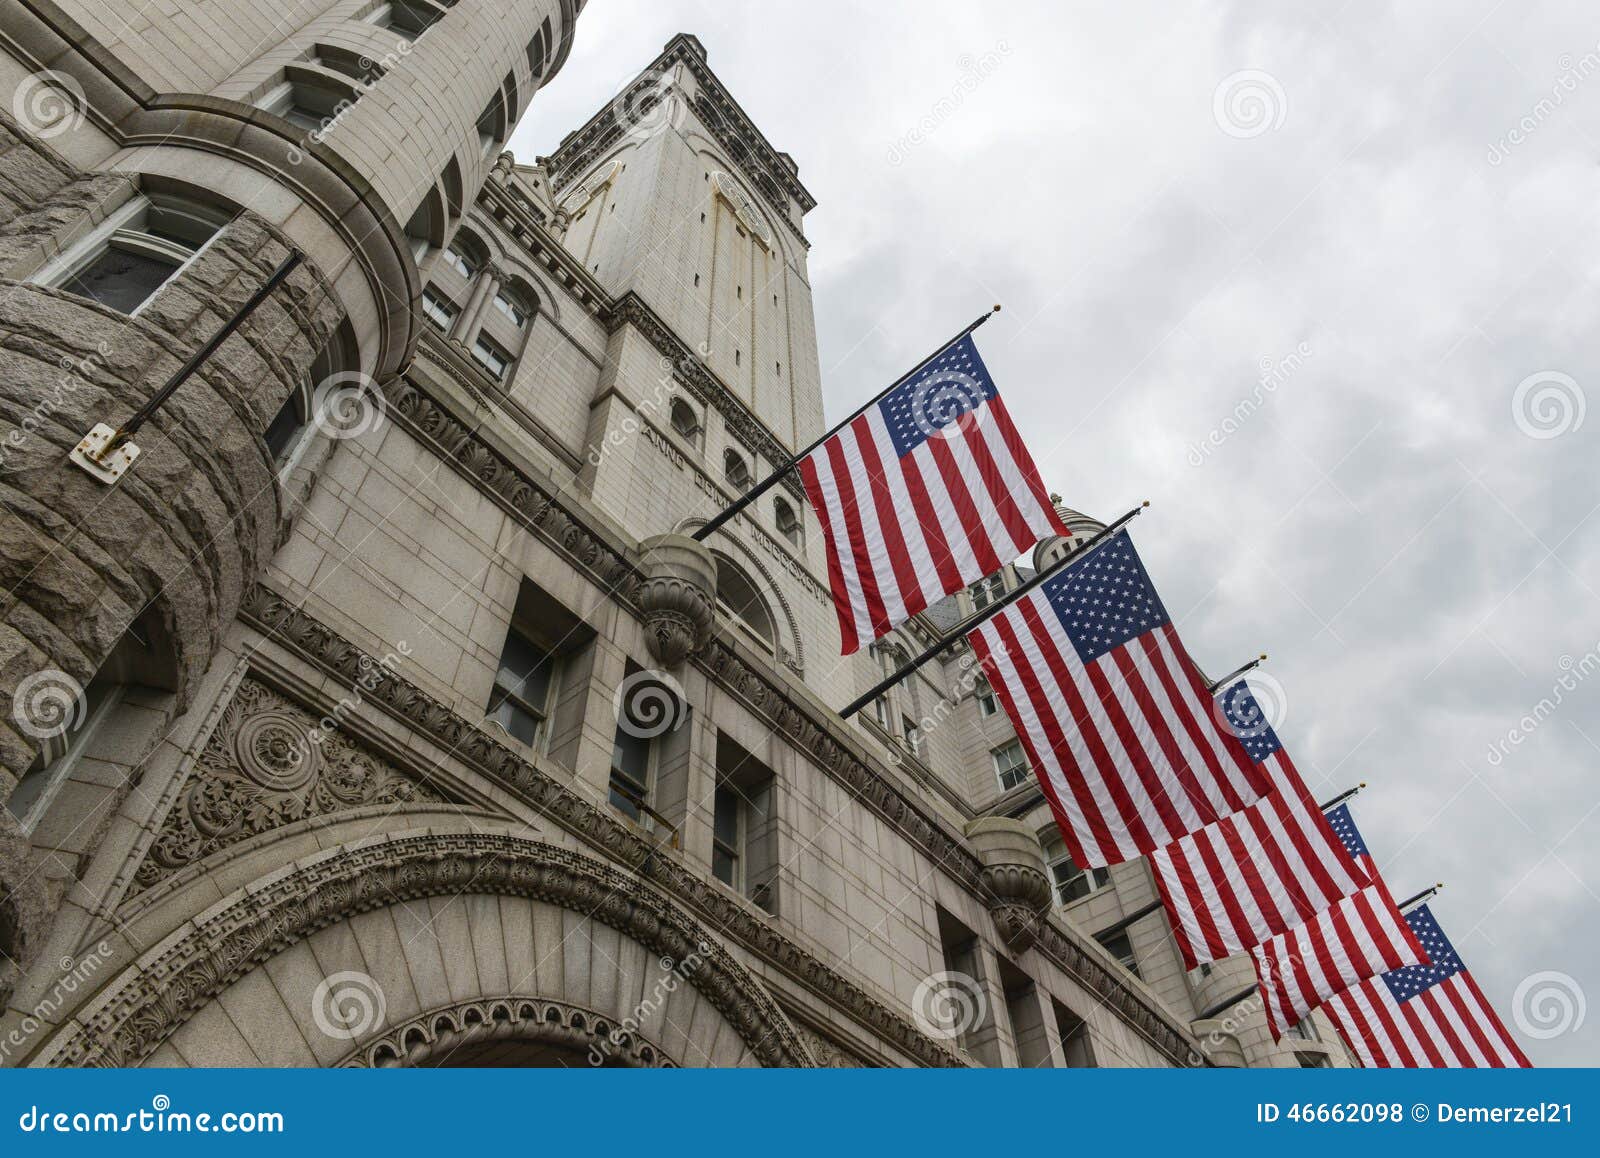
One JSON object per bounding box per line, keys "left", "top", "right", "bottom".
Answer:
{"left": 340, "top": 996, "right": 678, "bottom": 1068}
{"left": 38, "top": 834, "right": 815, "bottom": 1069}
{"left": 793, "top": 1025, "right": 868, "bottom": 1068}
{"left": 131, "top": 679, "right": 447, "bottom": 895}
{"left": 636, "top": 533, "right": 717, "bottom": 666}
{"left": 965, "top": 817, "right": 1053, "bottom": 953}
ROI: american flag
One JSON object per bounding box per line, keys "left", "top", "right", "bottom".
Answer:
{"left": 967, "top": 532, "right": 1269, "bottom": 867}
{"left": 798, "top": 335, "right": 1066, "bottom": 654}
{"left": 1149, "top": 683, "right": 1370, "bottom": 968}
{"left": 1322, "top": 905, "right": 1532, "bottom": 1067}
{"left": 1250, "top": 879, "right": 1430, "bottom": 1040}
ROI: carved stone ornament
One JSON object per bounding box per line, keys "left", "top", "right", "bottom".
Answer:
{"left": 636, "top": 533, "right": 717, "bottom": 666}
{"left": 339, "top": 996, "right": 677, "bottom": 1068}
{"left": 965, "top": 817, "right": 1053, "bottom": 952}
{"left": 131, "top": 678, "right": 447, "bottom": 895}
{"left": 36, "top": 834, "right": 815, "bottom": 1068}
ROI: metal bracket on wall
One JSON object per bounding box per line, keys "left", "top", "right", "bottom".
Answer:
{"left": 69, "top": 422, "right": 140, "bottom": 485}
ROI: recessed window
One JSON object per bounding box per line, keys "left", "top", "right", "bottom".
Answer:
{"left": 441, "top": 244, "right": 475, "bottom": 278}
{"left": 608, "top": 671, "right": 687, "bottom": 824}
{"left": 1044, "top": 833, "right": 1110, "bottom": 905}
{"left": 712, "top": 783, "right": 741, "bottom": 887}
{"left": 39, "top": 195, "right": 229, "bottom": 315}
{"left": 670, "top": 398, "right": 701, "bottom": 443}
{"left": 992, "top": 739, "right": 1030, "bottom": 792}
{"left": 970, "top": 572, "right": 1007, "bottom": 611}
{"left": 367, "top": 0, "right": 444, "bottom": 38}
{"left": 1096, "top": 930, "right": 1141, "bottom": 979}
{"left": 492, "top": 291, "right": 528, "bottom": 329}
{"left": 774, "top": 497, "right": 801, "bottom": 548}
{"left": 472, "top": 334, "right": 510, "bottom": 380}
{"left": 723, "top": 449, "right": 752, "bottom": 491}
{"left": 421, "top": 288, "right": 457, "bottom": 330}
{"left": 486, "top": 626, "right": 557, "bottom": 749}
{"left": 257, "top": 74, "right": 357, "bottom": 133}
{"left": 610, "top": 729, "right": 651, "bottom": 822}
{"left": 714, "top": 735, "right": 779, "bottom": 912}
{"left": 975, "top": 678, "right": 998, "bottom": 717}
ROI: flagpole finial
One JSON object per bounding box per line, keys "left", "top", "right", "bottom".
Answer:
{"left": 1259, "top": 652, "right": 1268, "bottom": 660}
{"left": 1141, "top": 499, "right": 1151, "bottom": 507}
{"left": 992, "top": 303, "right": 1002, "bottom": 313}
{"left": 1359, "top": 781, "right": 1367, "bottom": 788}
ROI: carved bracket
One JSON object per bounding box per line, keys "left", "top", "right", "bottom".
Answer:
{"left": 636, "top": 533, "right": 717, "bottom": 667}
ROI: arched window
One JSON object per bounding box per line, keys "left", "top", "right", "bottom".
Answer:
{"left": 723, "top": 449, "right": 752, "bottom": 491}
{"left": 714, "top": 555, "right": 775, "bottom": 653}
{"left": 774, "top": 496, "right": 801, "bottom": 548}
{"left": 670, "top": 398, "right": 701, "bottom": 444}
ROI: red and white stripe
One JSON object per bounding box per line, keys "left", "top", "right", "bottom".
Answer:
{"left": 1150, "top": 753, "right": 1370, "bottom": 968}
{"left": 799, "top": 396, "right": 1064, "bottom": 655}
{"left": 1250, "top": 884, "right": 1429, "bottom": 1039}
{"left": 968, "top": 610, "right": 1267, "bottom": 868}
{"left": 1323, "top": 973, "right": 1532, "bottom": 1068}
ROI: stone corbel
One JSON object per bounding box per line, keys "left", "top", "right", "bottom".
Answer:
{"left": 636, "top": 534, "right": 717, "bottom": 667}
{"left": 965, "top": 817, "right": 1053, "bottom": 953}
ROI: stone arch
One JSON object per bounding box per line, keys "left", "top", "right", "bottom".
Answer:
{"left": 683, "top": 527, "right": 804, "bottom": 673}
{"left": 340, "top": 996, "right": 677, "bottom": 1068}
{"left": 29, "top": 833, "right": 813, "bottom": 1068}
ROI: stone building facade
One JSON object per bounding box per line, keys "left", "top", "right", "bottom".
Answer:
{"left": 0, "top": 10, "right": 1348, "bottom": 1067}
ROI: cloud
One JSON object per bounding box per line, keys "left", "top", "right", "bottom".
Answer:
{"left": 513, "top": 0, "right": 1600, "bottom": 1064}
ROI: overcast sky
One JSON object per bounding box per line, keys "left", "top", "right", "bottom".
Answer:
{"left": 512, "top": 1, "right": 1599, "bottom": 1065}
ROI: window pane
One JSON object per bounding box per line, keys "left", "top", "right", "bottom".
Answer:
{"left": 63, "top": 247, "right": 179, "bottom": 313}
{"left": 713, "top": 784, "right": 739, "bottom": 847}
{"left": 264, "top": 393, "right": 306, "bottom": 462}
{"left": 495, "top": 631, "right": 553, "bottom": 707}
{"left": 612, "top": 730, "right": 650, "bottom": 780}
{"left": 608, "top": 771, "right": 643, "bottom": 821}
{"left": 487, "top": 691, "right": 540, "bottom": 747}
{"left": 711, "top": 844, "right": 736, "bottom": 886}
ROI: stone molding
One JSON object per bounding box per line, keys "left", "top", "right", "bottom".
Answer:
{"left": 338, "top": 995, "right": 677, "bottom": 1068}
{"left": 129, "top": 677, "right": 450, "bottom": 896}
{"left": 36, "top": 834, "right": 814, "bottom": 1068}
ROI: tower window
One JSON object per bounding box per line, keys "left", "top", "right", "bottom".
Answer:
{"left": 441, "top": 244, "right": 475, "bottom": 278}
{"left": 1096, "top": 930, "right": 1141, "bottom": 979}
{"left": 774, "top": 497, "right": 801, "bottom": 548}
{"left": 975, "top": 678, "right": 998, "bottom": 717}
{"left": 670, "top": 398, "right": 701, "bottom": 443}
{"left": 723, "top": 449, "right": 752, "bottom": 491}
{"left": 493, "top": 291, "right": 528, "bottom": 329}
